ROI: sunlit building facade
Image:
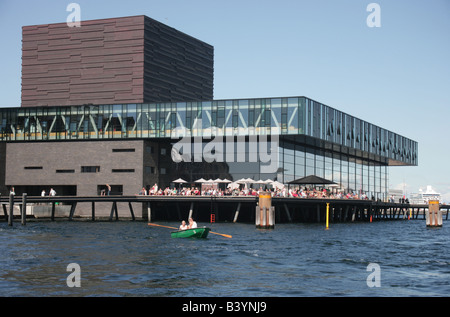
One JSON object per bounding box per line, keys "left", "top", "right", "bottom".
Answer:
{"left": 0, "top": 96, "right": 417, "bottom": 200}
{"left": 0, "top": 16, "right": 418, "bottom": 202}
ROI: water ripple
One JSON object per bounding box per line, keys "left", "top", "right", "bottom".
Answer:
{"left": 0, "top": 220, "right": 449, "bottom": 296}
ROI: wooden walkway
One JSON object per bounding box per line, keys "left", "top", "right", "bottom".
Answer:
{"left": 1, "top": 194, "right": 449, "bottom": 225}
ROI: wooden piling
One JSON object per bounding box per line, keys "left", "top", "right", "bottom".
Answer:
{"left": 283, "top": 203, "right": 292, "bottom": 222}
{"left": 188, "top": 202, "right": 194, "bottom": 220}
{"left": 21, "top": 193, "right": 27, "bottom": 225}
{"left": 91, "top": 201, "right": 95, "bottom": 221}
{"left": 233, "top": 202, "right": 241, "bottom": 223}
{"left": 426, "top": 200, "right": 442, "bottom": 227}
{"left": 8, "top": 194, "right": 14, "bottom": 226}
{"left": 109, "top": 201, "right": 118, "bottom": 221}
{"left": 128, "top": 202, "right": 135, "bottom": 221}
{"left": 2, "top": 204, "right": 7, "bottom": 221}
{"left": 69, "top": 202, "right": 77, "bottom": 220}
{"left": 147, "top": 202, "right": 152, "bottom": 222}
{"left": 256, "top": 192, "right": 274, "bottom": 229}
{"left": 51, "top": 201, "right": 56, "bottom": 221}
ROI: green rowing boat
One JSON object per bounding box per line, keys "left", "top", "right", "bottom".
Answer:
{"left": 171, "top": 227, "right": 210, "bottom": 238}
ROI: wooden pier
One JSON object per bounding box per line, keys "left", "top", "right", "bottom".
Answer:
{"left": 1, "top": 194, "right": 449, "bottom": 225}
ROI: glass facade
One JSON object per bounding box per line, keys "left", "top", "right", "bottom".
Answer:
{"left": 277, "top": 140, "right": 389, "bottom": 200}
{"left": 0, "top": 96, "right": 417, "bottom": 200}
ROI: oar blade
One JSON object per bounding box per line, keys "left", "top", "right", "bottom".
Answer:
{"left": 210, "top": 231, "right": 232, "bottom": 238}
{"left": 148, "top": 223, "right": 178, "bottom": 230}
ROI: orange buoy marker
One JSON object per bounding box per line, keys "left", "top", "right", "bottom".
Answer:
{"left": 370, "top": 215, "right": 372, "bottom": 223}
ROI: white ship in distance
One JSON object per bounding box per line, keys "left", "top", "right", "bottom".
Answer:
{"left": 410, "top": 185, "right": 441, "bottom": 204}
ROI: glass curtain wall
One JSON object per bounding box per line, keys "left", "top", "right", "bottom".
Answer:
{"left": 0, "top": 96, "right": 416, "bottom": 200}
{"left": 278, "top": 141, "right": 388, "bottom": 200}
{"left": 0, "top": 96, "right": 417, "bottom": 167}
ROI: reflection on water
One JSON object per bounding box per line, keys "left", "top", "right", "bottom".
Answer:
{"left": 0, "top": 220, "right": 449, "bottom": 296}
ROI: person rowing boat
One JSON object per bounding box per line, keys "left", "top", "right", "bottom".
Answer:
{"left": 179, "top": 220, "right": 188, "bottom": 230}
{"left": 188, "top": 217, "right": 197, "bottom": 229}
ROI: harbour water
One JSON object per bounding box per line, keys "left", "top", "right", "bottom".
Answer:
{"left": 0, "top": 219, "right": 448, "bottom": 297}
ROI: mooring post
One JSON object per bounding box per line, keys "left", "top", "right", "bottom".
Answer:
{"left": 233, "top": 202, "right": 241, "bottom": 223}
{"left": 256, "top": 192, "right": 274, "bottom": 229}
{"left": 426, "top": 200, "right": 442, "bottom": 227}
{"left": 21, "top": 193, "right": 27, "bottom": 225}
{"left": 325, "top": 203, "right": 330, "bottom": 230}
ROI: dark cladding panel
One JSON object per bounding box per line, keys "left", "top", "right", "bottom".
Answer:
{"left": 21, "top": 16, "right": 146, "bottom": 107}
{"left": 21, "top": 15, "right": 214, "bottom": 107}
{"left": 143, "top": 16, "right": 214, "bottom": 102}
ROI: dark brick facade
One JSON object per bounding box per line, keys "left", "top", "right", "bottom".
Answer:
{"left": 21, "top": 16, "right": 213, "bottom": 107}
{"left": 5, "top": 140, "right": 146, "bottom": 195}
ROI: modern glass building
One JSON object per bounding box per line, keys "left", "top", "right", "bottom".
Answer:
{"left": 0, "top": 96, "right": 417, "bottom": 200}
{"left": 0, "top": 15, "right": 418, "bottom": 208}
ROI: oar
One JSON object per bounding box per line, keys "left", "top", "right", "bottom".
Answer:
{"left": 148, "top": 223, "right": 232, "bottom": 238}
{"left": 148, "top": 223, "right": 178, "bottom": 230}
{"left": 209, "top": 230, "right": 232, "bottom": 239}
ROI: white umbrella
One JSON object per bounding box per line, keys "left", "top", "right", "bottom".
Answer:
{"left": 271, "top": 181, "right": 285, "bottom": 189}
{"left": 213, "top": 178, "right": 223, "bottom": 183}
{"left": 222, "top": 178, "right": 232, "bottom": 183}
{"left": 227, "top": 182, "right": 240, "bottom": 189}
{"left": 173, "top": 178, "right": 187, "bottom": 183}
{"left": 194, "top": 178, "right": 207, "bottom": 183}
{"left": 254, "top": 179, "right": 267, "bottom": 184}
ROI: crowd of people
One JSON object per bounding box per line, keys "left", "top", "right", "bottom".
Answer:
{"left": 136, "top": 183, "right": 370, "bottom": 200}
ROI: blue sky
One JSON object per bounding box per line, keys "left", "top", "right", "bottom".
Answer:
{"left": 1, "top": 0, "right": 449, "bottom": 200}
